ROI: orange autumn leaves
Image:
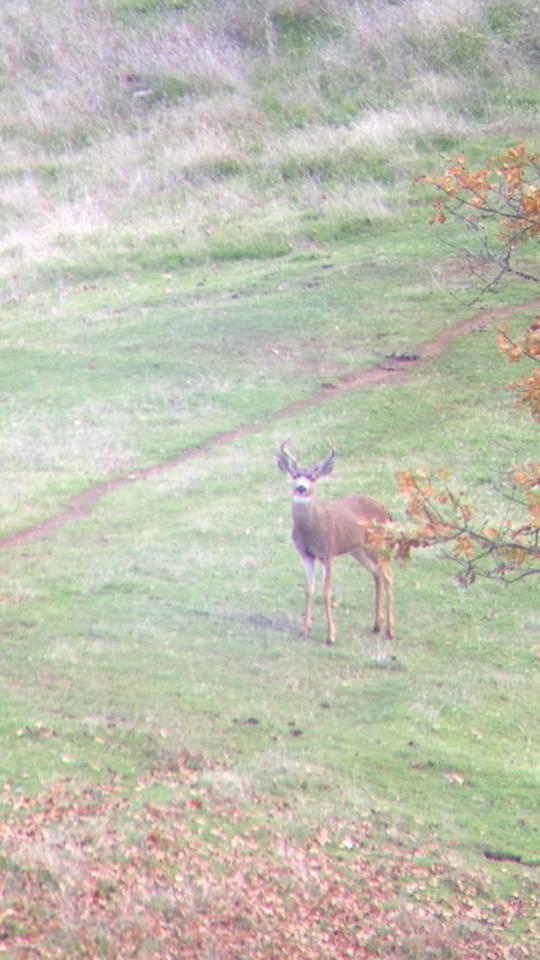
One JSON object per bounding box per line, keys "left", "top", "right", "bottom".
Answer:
{"left": 498, "top": 315, "right": 540, "bottom": 423}
{"left": 386, "top": 467, "right": 539, "bottom": 586}
{"left": 376, "top": 147, "right": 540, "bottom": 583}
{"left": 426, "top": 143, "right": 540, "bottom": 249}
{"left": 0, "top": 770, "right": 536, "bottom": 959}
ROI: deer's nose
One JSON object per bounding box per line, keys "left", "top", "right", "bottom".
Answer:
{"left": 295, "top": 483, "right": 308, "bottom": 495}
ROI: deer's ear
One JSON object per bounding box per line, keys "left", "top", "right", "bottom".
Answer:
{"left": 313, "top": 446, "right": 335, "bottom": 478}
{"left": 319, "top": 458, "right": 334, "bottom": 477}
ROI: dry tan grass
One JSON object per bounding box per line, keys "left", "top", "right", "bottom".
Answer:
{"left": 0, "top": 0, "right": 536, "bottom": 287}
{"left": 407, "top": 0, "right": 487, "bottom": 31}
{"left": 344, "top": 0, "right": 487, "bottom": 50}
{"left": 274, "top": 106, "right": 469, "bottom": 167}
{"left": 321, "top": 182, "right": 393, "bottom": 221}
{"left": 0, "top": 404, "right": 135, "bottom": 475}
{"left": 0, "top": 1, "right": 250, "bottom": 153}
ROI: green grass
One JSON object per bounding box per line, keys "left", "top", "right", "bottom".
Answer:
{"left": 1, "top": 229, "right": 538, "bottom": 955}
{"left": 0, "top": 248, "right": 537, "bottom": 879}
{"left": 0, "top": 1, "right": 539, "bottom": 955}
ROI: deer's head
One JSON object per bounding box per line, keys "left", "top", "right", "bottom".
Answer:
{"left": 277, "top": 442, "right": 335, "bottom": 503}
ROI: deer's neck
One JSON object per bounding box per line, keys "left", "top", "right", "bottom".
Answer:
{"left": 291, "top": 498, "right": 329, "bottom": 557}
{"left": 292, "top": 495, "right": 317, "bottom": 523}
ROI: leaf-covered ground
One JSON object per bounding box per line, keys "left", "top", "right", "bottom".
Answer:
{"left": 0, "top": 755, "right": 537, "bottom": 959}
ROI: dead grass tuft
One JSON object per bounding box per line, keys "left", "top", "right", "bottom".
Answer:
{"left": 0, "top": 405, "right": 136, "bottom": 476}
{"left": 0, "top": 0, "right": 537, "bottom": 286}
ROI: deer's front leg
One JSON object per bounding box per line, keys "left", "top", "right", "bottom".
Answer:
{"left": 321, "top": 559, "right": 336, "bottom": 645}
{"left": 301, "top": 555, "right": 316, "bottom": 639}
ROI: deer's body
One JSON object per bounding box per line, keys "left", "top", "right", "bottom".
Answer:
{"left": 278, "top": 444, "right": 394, "bottom": 652}
{"left": 292, "top": 494, "right": 388, "bottom": 560}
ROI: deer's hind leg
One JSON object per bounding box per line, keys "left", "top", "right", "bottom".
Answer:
{"left": 381, "top": 559, "right": 394, "bottom": 641}
{"left": 350, "top": 548, "right": 394, "bottom": 662}
{"left": 350, "top": 547, "right": 382, "bottom": 634}
{"left": 371, "top": 559, "right": 394, "bottom": 664}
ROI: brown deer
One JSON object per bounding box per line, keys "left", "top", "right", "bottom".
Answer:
{"left": 277, "top": 442, "right": 394, "bottom": 655}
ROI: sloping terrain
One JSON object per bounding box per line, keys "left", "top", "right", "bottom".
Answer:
{"left": 0, "top": 2, "right": 538, "bottom": 958}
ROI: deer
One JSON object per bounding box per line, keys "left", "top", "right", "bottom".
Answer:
{"left": 277, "top": 442, "right": 394, "bottom": 658}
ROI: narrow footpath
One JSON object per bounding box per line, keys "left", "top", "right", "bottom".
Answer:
{"left": 1, "top": 296, "right": 538, "bottom": 552}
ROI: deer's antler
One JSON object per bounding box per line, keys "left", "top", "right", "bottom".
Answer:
{"left": 276, "top": 441, "right": 301, "bottom": 477}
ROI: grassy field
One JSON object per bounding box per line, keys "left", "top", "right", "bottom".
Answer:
{"left": 0, "top": 1, "right": 539, "bottom": 956}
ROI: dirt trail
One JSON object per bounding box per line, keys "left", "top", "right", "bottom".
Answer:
{"left": 1, "top": 296, "right": 538, "bottom": 552}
